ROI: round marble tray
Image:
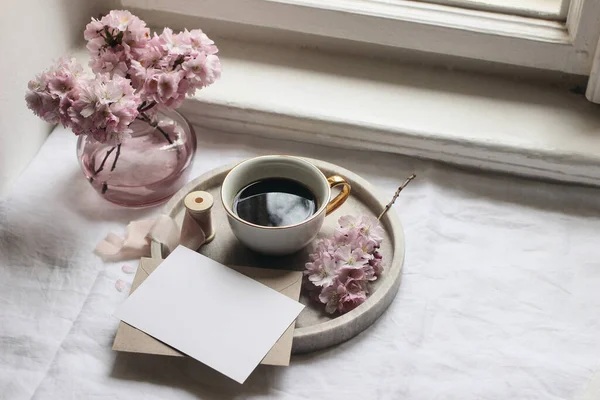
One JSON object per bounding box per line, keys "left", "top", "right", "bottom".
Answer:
{"left": 150, "top": 158, "right": 405, "bottom": 353}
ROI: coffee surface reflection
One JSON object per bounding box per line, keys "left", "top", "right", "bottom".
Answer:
{"left": 233, "top": 178, "right": 317, "bottom": 227}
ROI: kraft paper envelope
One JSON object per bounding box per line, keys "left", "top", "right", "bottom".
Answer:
{"left": 113, "top": 257, "right": 303, "bottom": 366}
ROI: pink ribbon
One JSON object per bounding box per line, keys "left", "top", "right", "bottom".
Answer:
{"left": 94, "top": 214, "right": 206, "bottom": 261}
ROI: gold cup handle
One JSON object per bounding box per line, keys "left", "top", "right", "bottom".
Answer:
{"left": 326, "top": 175, "right": 351, "bottom": 215}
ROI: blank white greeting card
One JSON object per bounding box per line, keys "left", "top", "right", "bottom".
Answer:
{"left": 114, "top": 245, "right": 305, "bottom": 383}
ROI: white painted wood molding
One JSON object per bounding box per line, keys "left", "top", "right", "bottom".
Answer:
{"left": 167, "top": 39, "right": 600, "bottom": 186}
{"left": 184, "top": 102, "right": 600, "bottom": 186}
{"left": 583, "top": 0, "right": 600, "bottom": 103}
{"left": 123, "top": 0, "right": 600, "bottom": 75}
{"left": 422, "top": 0, "right": 566, "bottom": 21}
{"left": 585, "top": 38, "right": 600, "bottom": 103}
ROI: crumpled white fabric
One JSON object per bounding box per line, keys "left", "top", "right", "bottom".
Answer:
{"left": 2, "top": 125, "right": 600, "bottom": 400}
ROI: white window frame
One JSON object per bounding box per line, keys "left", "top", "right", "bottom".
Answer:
{"left": 420, "top": 0, "right": 570, "bottom": 21}
{"left": 124, "top": 0, "right": 600, "bottom": 101}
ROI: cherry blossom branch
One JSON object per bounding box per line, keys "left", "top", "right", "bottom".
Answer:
{"left": 110, "top": 144, "right": 121, "bottom": 172}
{"left": 94, "top": 146, "right": 116, "bottom": 175}
{"left": 96, "top": 144, "right": 121, "bottom": 194}
{"left": 137, "top": 112, "right": 173, "bottom": 145}
{"left": 137, "top": 101, "right": 157, "bottom": 114}
{"left": 377, "top": 174, "right": 416, "bottom": 220}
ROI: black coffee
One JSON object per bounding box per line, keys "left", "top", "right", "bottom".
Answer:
{"left": 233, "top": 178, "right": 318, "bottom": 227}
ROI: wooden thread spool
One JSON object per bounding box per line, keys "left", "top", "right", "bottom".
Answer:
{"left": 183, "top": 191, "right": 216, "bottom": 244}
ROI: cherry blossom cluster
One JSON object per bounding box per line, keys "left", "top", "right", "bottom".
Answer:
{"left": 305, "top": 215, "right": 385, "bottom": 314}
{"left": 25, "top": 10, "right": 221, "bottom": 144}
{"left": 85, "top": 10, "right": 221, "bottom": 109}
{"left": 25, "top": 59, "right": 140, "bottom": 145}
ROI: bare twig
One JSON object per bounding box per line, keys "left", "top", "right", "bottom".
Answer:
{"left": 138, "top": 112, "right": 174, "bottom": 145}
{"left": 138, "top": 101, "right": 157, "bottom": 114}
{"left": 377, "top": 174, "right": 416, "bottom": 220}
{"left": 96, "top": 144, "right": 121, "bottom": 195}
{"left": 110, "top": 144, "right": 121, "bottom": 172}
{"left": 94, "top": 146, "right": 116, "bottom": 175}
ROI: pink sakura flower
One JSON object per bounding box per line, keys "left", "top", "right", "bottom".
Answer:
{"left": 84, "top": 19, "right": 105, "bottom": 41}
{"left": 157, "top": 72, "right": 179, "bottom": 101}
{"left": 142, "top": 29, "right": 220, "bottom": 102}
{"left": 70, "top": 74, "right": 140, "bottom": 144}
{"left": 338, "top": 215, "right": 362, "bottom": 231}
{"left": 339, "top": 215, "right": 384, "bottom": 244}
{"left": 305, "top": 254, "right": 337, "bottom": 287}
{"left": 26, "top": 90, "right": 59, "bottom": 124}
{"left": 90, "top": 51, "right": 129, "bottom": 77}
{"left": 189, "top": 29, "right": 218, "bottom": 54}
{"left": 47, "top": 73, "right": 76, "bottom": 97}
{"left": 369, "top": 251, "right": 385, "bottom": 277}
{"left": 158, "top": 28, "right": 190, "bottom": 55}
{"left": 361, "top": 264, "right": 377, "bottom": 281}
{"left": 345, "top": 279, "right": 367, "bottom": 295}
{"left": 25, "top": 58, "right": 84, "bottom": 125}
{"left": 86, "top": 36, "right": 106, "bottom": 55}
{"left": 157, "top": 119, "right": 184, "bottom": 143}
{"left": 182, "top": 55, "right": 206, "bottom": 83}
{"left": 73, "top": 80, "right": 99, "bottom": 118}
{"left": 155, "top": 71, "right": 186, "bottom": 108}
{"left": 334, "top": 244, "right": 368, "bottom": 269}
{"left": 319, "top": 280, "right": 347, "bottom": 314}
{"left": 302, "top": 276, "right": 323, "bottom": 303}
{"left": 107, "top": 10, "right": 140, "bottom": 33}
{"left": 357, "top": 236, "right": 377, "bottom": 255}
{"left": 310, "top": 238, "right": 336, "bottom": 261}
{"left": 135, "top": 44, "right": 164, "bottom": 69}
{"left": 128, "top": 60, "right": 150, "bottom": 89}
{"left": 333, "top": 226, "right": 360, "bottom": 246}
{"left": 318, "top": 279, "right": 368, "bottom": 314}
{"left": 176, "top": 78, "right": 191, "bottom": 98}
{"left": 304, "top": 214, "right": 385, "bottom": 314}
{"left": 58, "top": 89, "right": 80, "bottom": 127}
{"left": 85, "top": 10, "right": 150, "bottom": 76}
{"left": 338, "top": 265, "right": 366, "bottom": 283}
{"left": 143, "top": 70, "right": 160, "bottom": 96}
{"left": 27, "top": 72, "right": 48, "bottom": 92}
{"left": 86, "top": 10, "right": 150, "bottom": 46}
{"left": 83, "top": 11, "right": 221, "bottom": 109}
{"left": 358, "top": 215, "right": 385, "bottom": 244}
{"left": 198, "top": 54, "right": 222, "bottom": 87}
{"left": 339, "top": 288, "right": 367, "bottom": 313}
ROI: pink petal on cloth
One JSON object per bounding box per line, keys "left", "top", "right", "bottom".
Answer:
{"left": 115, "top": 279, "right": 130, "bottom": 292}
{"left": 121, "top": 264, "right": 136, "bottom": 274}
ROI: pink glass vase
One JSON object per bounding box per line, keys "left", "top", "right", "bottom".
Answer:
{"left": 77, "top": 108, "right": 196, "bottom": 207}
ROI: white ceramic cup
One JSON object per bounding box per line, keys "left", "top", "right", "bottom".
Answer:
{"left": 221, "top": 155, "right": 351, "bottom": 255}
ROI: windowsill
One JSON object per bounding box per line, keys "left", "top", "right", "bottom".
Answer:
{"left": 77, "top": 39, "right": 600, "bottom": 185}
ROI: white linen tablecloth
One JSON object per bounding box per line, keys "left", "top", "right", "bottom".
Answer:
{"left": 2, "top": 125, "right": 600, "bottom": 400}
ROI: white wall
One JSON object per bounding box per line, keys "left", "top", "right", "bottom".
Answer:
{"left": 0, "top": 1, "right": 111, "bottom": 195}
